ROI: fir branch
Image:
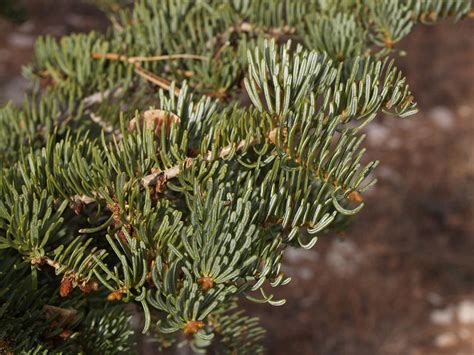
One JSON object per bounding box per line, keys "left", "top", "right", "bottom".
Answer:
{"left": 1, "top": 0, "right": 470, "bottom": 352}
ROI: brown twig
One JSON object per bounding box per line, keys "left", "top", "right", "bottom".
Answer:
{"left": 134, "top": 65, "right": 180, "bottom": 95}
{"left": 141, "top": 128, "right": 280, "bottom": 187}
{"left": 91, "top": 52, "right": 208, "bottom": 64}
{"left": 91, "top": 52, "right": 208, "bottom": 95}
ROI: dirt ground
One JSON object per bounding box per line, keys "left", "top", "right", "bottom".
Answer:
{"left": 0, "top": 2, "right": 473, "bottom": 355}
{"left": 252, "top": 19, "right": 474, "bottom": 355}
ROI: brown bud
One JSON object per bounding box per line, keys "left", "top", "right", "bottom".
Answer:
{"left": 240, "top": 22, "right": 253, "bottom": 32}
{"left": 107, "top": 290, "right": 123, "bottom": 301}
{"left": 340, "top": 109, "right": 348, "bottom": 119}
{"left": 59, "top": 330, "right": 72, "bottom": 338}
{"left": 116, "top": 229, "right": 127, "bottom": 242}
{"left": 268, "top": 127, "right": 288, "bottom": 145}
{"left": 128, "top": 109, "right": 181, "bottom": 136}
{"left": 39, "top": 74, "right": 56, "bottom": 89}
{"left": 155, "top": 173, "right": 168, "bottom": 194}
{"left": 183, "top": 320, "right": 205, "bottom": 335}
{"left": 107, "top": 202, "right": 122, "bottom": 225}
{"left": 31, "top": 257, "right": 44, "bottom": 265}
{"left": 0, "top": 339, "right": 11, "bottom": 354}
{"left": 384, "top": 35, "right": 394, "bottom": 49}
{"left": 184, "top": 157, "right": 193, "bottom": 169}
{"left": 70, "top": 200, "right": 84, "bottom": 215}
{"left": 78, "top": 280, "right": 98, "bottom": 293}
{"left": 198, "top": 276, "right": 214, "bottom": 291}
{"left": 59, "top": 276, "right": 74, "bottom": 297}
{"left": 177, "top": 69, "right": 194, "bottom": 78}
{"left": 347, "top": 191, "right": 363, "bottom": 203}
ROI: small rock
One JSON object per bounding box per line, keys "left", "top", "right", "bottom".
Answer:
{"left": 299, "top": 267, "right": 314, "bottom": 280}
{"left": 285, "top": 247, "right": 318, "bottom": 264}
{"left": 44, "top": 26, "right": 67, "bottom": 36}
{"left": 457, "top": 105, "right": 472, "bottom": 119}
{"left": 388, "top": 137, "right": 401, "bottom": 149}
{"left": 66, "top": 14, "right": 90, "bottom": 28}
{"left": 326, "top": 240, "right": 362, "bottom": 276}
{"left": 430, "top": 307, "right": 455, "bottom": 325}
{"left": 0, "top": 77, "right": 31, "bottom": 105}
{"left": 19, "top": 21, "right": 35, "bottom": 33}
{"left": 0, "top": 49, "right": 10, "bottom": 62}
{"left": 427, "top": 292, "right": 443, "bottom": 306}
{"left": 434, "top": 332, "right": 457, "bottom": 348}
{"left": 429, "top": 106, "right": 455, "bottom": 130}
{"left": 458, "top": 328, "right": 471, "bottom": 340}
{"left": 365, "top": 122, "right": 390, "bottom": 146}
{"left": 7, "top": 33, "right": 35, "bottom": 48}
{"left": 377, "top": 166, "right": 402, "bottom": 185}
{"left": 301, "top": 295, "right": 317, "bottom": 308}
{"left": 457, "top": 300, "right": 474, "bottom": 324}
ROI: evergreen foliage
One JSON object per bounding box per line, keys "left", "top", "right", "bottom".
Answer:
{"left": 0, "top": 0, "right": 470, "bottom": 353}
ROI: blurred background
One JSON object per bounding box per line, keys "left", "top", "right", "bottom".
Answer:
{"left": 0, "top": 1, "right": 473, "bottom": 354}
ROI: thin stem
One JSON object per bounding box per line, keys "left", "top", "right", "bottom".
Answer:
{"left": 141, "top": 129, "right": 274, "bottom": 186}
{"left": 43, "top": 256, "right": 61, "bottom": 270}
{"left": 134, "top": 65, "right": 180, "bottom": 95}
{"left": 128, "top": 54, "right": 208, "bottom": 63}
{"left": 91, "top": 52, "right": 208, "bottom": 95}
{"left": 91, "top": 52, "right": 208, "bottom": 64}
